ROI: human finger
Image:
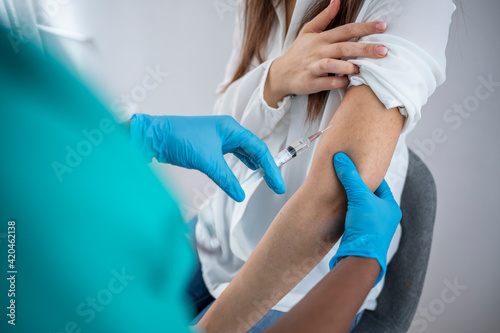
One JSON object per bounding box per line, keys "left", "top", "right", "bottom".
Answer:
{"left": 206, "top": 157, "right": 245, "bottom": 202}
{"left": 324, "top": 41, "right": 388, "bottom": 59}
{"left": 323, "top": 21, "right": 387, "bottom": 43}
{"left": 374, "top": 179, "right": 395, "bottom": 201}
{"left": 309, "top": 75, "right": 350, "bottom": 92}
{"left": 302, "top": 0, "right": 341, "bottom": 34}
{"left": 239, "top": 134, "right": 285, "bottom": 194}
{"left": 234, "top": 150, "right": 259, "bottom": 170}
{"left": 310, "top": 58, "right": 360, "bottom": 76}
{"left": 333, "top": 152, "right": 372, "bottom": 202}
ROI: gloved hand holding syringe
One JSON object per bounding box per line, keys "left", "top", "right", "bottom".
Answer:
{"left": 196, "top": 125, "right": 332, "bottom": 254}
{"left": 241, "top": 125, "right": 332, "bottom": 187}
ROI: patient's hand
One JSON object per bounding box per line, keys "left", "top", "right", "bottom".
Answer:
{"left": 264, "top": 0, "right": 388, "bottom": 107}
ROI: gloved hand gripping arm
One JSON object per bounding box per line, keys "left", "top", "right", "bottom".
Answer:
{"left": 330, "top": 152, "right": 402, "bottom": 284}
{"left": 264, "top": 153, "right": 402, "bottom": 333}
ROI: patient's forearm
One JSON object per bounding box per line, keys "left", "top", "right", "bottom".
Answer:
{"left": 265, "top": 257, "right": 380, "bottom": 333}
{"left": 197, "top": 85, "right": 404, "bottom": 332}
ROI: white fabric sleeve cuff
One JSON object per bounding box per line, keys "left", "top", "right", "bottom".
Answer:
{"left": 348, "top": 36, "right": 446, "bottom": 134}
{"left": 239, "top": 58, "right": 292, "bottom": 139}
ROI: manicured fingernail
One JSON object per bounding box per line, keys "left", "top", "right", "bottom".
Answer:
{"left": 376, "top": 22, "right": 387, "bottom": 30}
{"left": 376, "top": 45, "right": 388, "bottom": 56}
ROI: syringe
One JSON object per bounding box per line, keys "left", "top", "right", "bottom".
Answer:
{"left": 241, "top": 125, "right": 332, "bottom": 188}
{"left": 196, "top": 125, "right": 332, "bottom": 254}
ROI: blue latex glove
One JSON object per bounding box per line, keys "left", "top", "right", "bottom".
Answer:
{"left": 130, "top": 114, "right": 285, "bottom": 202}
{"left": 330, "top": 152, "right": 402, "bottom": 285}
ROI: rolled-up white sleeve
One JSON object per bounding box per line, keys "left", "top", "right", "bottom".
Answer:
{"left": 349, "top": 0, "right": 456, "bottom": 133}
{"left": 213, "top": 3, "right": 291, "bottom": 139}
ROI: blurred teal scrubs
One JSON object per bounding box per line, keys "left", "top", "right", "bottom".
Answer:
{"left": 0, "top": 28, "right": 193, "bottom": 332}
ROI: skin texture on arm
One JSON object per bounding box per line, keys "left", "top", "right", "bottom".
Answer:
{"left": 197, "top": 84, "right": 404, "bottom": 332}
{"left": 264, "top": 256, "right": 380, "bottom": 333}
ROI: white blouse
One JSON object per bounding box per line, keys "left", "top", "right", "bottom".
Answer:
{"left": 196, "top": 0, "right": 455, "bottom": 313}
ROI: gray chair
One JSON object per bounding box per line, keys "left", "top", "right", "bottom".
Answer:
{"left": 352, "top": 149, "right": 437, "bottom": 333}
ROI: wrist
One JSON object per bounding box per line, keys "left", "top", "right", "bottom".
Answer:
{"left": 264, "top": 57, "right": 290, "bottom": 108}
{"left": 338, "top": 256, "right": 381, "bottom": 283}
{"left": 340, "top": 256, "right": 380, "bottom": 271}
{"left": 332, "top": 233, "right": 389, "bottom": 284}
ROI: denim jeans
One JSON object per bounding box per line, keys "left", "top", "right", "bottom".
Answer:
{"left": 186, "top": 217, "right": 364, "bottom": 332}
{"left": 191, "top": 300, "right": 286, "bottom": 332}
{"left": 191, "top": 301, "right": 364, "bottom": 332}
{"left": 186, "top": 217, "right": 215, "bottom": 315}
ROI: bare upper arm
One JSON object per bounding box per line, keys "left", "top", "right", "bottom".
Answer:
{"left": 298, "top": 84, "right": 404, "bottom": 233}
{"left": 196, "top": 86, "right": 405, "bottom": 333}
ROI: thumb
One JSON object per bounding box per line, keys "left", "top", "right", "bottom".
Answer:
{"left": 333, "top": 152, "right": 371, "bottom": 201}
{"left": 208, "top": 157, "right": 245, "bottom": 202}
{"left": 302, "top": 0, "right": 340, "bottom": 33}
{"left": 374, "top": 179, "right": 395, "bottom": 201}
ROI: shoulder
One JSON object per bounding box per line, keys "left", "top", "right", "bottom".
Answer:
{"left": 358, "top": 0, "right": 456, "bottom": 23}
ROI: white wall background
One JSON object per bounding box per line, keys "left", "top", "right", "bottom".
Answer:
{"left": 3, "top": 0, "right": 499, "bottom": 332}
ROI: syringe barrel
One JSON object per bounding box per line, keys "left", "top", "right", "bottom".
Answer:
{"left": 273, "top": 147, "right": 295, "bottom": 168}
{"left": 274, "top": 138, "right": 310, "bottom": 167}
{"left": 289, "top": 138, "right": 310, "bottom": 157}
{"left": 241, "top": 138, "right": 310, "bottom": 188}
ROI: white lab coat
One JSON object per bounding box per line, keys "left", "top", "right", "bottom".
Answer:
{"left": 197, "top": 0, "right": 455, "bottom": 312}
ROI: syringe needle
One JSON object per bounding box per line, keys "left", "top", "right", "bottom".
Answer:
{"left": 242, "top": 126, "right": 333, "bottom": 188}
{"left": 322, "top": 125, "right": 332, "bottom": 133}
{"left": 308, "top": 125, "right": 333, "bottom": 142}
